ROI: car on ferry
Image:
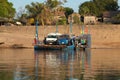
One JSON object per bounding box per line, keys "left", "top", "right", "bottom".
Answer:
{"left": 43, "top": 33, "right": 62, "bottom": 45}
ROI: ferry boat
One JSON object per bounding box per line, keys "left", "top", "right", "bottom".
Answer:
{"left": 34, "top": 22, "right": 75, "bottom": 50}
{"left": 34, "top": 34, "right": 75, "bottom": 50}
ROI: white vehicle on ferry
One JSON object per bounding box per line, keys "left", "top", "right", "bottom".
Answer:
{"left": 44, "top": 33, "right": 62, "bottom": 45}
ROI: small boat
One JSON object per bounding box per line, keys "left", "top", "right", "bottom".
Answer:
{"left": 75, "top": 25, "right": 91, "bottom": 50}
{"left": 75, "top": 34, "right": 91, "bottom": 49}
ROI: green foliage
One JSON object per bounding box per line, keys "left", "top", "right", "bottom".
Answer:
{"left": 25, "top": 2, "right": 51, "bottom": 26}
{"left": 0, "top": 0, "right": 15, "bottom": 18}
{"left": 64, "top": 7, "right": 74, "bottom": 24}
{"left": 93, "top": 0, "right": 119, "bottom": 11}
{"left": 40, "top": 5, "right": 53, "bottom": 25}
{"left": 79, "top": 1, "right": 99, "bottom": 16}
{"left": 79, "top": 0, "right": 119, "bottom": 16}
{"left": 27, "top": 18, "right": 34, "bottom": 25}
{"left": 46, "top": 0, "right": 61, "bottom": 9}
{"left": 19, "top": 14, "right": 27, "bottom": 25}
{"left": 25, "top": 0, "right": 67, "bottom": 25}
{"left": 64, "top": 7, "right": 74, "bottom": 19}
{"left": 112, "top": 13, "right": 120, "bottom": 24}
{"left": 25, "top": 2, "right": 43, "bottom": 19}
{"left": 58, "top": 17, "right": 66, "bottom": 25}
{"left": 73, "top": 15, "right": 80, "bottom": 24}
{"left": 46, "top": 0, "right": 67, "bottom": 9}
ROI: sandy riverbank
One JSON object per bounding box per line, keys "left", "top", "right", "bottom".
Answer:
{"left": 0, "top": 24, "right": 120, "bottom": 49}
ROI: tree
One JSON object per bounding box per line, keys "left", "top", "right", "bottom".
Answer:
{"left": 39, "top": 5, "right": 53, "bottom": 25}
{"left": 46, "top": 0, "right": 67, "bottom": 9}
{"left": 46, "top": 0, "right": 61, "bottom": 9}
{"left": 79, "top": 0, "right": 119, "bottom": 16}
{"left": 16, "top": 7, "right": 25, "bottom": 19}
{"left": 112, "top": 13, "right": 120, "bottom": 24}
{"left": 73, "top": 14, "right": 80, "bottom": 24}
{"left": 79, "top": 1, "right": 99, "bottom": 16}
{"left": 93, "top": 0, "right": 119, "bottom": 11}
{"left": 19, "top": 14, "right": 27, "bottom": 25}
{"left": 25, "top": 0, "right": 67, "bottom": 25}
{"left": 25, "top": 2, "right": 44, "bottom": 20}
{"left": 64, "top": 7, "right": 74, "bottom": 20}
{"left": 79, "top": 2, "right": 91, "bottom": 15}
{"left": 0, "top": 0, "right": 15, "bottom": 18}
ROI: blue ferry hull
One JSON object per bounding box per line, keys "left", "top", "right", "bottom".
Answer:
{"left": 34, "top": 44, "right": 75, "bottom": 51}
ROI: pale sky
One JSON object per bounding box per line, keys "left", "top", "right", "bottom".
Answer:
{"left": 8, "top": 0, "right": 120, "bottom": 12}
{"left": 8, "top": 0, "right": 90, "bottom": 12}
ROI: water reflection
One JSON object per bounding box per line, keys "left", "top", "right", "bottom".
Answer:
{"left": 91, "top": 49, "right": 120, "bottom": 80}
{"left": 76, "top": 49, "right": 91, "bottom": 80}
{"left": 1, "top": 49, "right": 120, "bottom": 80}
{"left": 0, "top": 49, "right": 34, "bottom": 80}
{"left": 14, "top": 65, "right": 30, "bottom": 80}
{"left": 34, "top": 49, "right": 91, "bottom": 80}
{"left": 34, "top": 51, "right": 39, "bottom": 80}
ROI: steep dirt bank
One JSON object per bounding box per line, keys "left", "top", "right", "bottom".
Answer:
{"left": 0, "top": 24, "right": 120, "bottom": 48}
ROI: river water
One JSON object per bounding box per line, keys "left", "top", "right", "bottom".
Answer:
{"left": 0, "top": 48, "right": 120, "bottom": 80}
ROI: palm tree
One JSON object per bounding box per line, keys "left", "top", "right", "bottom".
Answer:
{"left": 25, "top": 2, "right": 43, "bottom": 20}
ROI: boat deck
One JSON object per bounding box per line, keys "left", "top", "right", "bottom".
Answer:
{"left": 34, "top": 44, "right": 67, "bottom": 50}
